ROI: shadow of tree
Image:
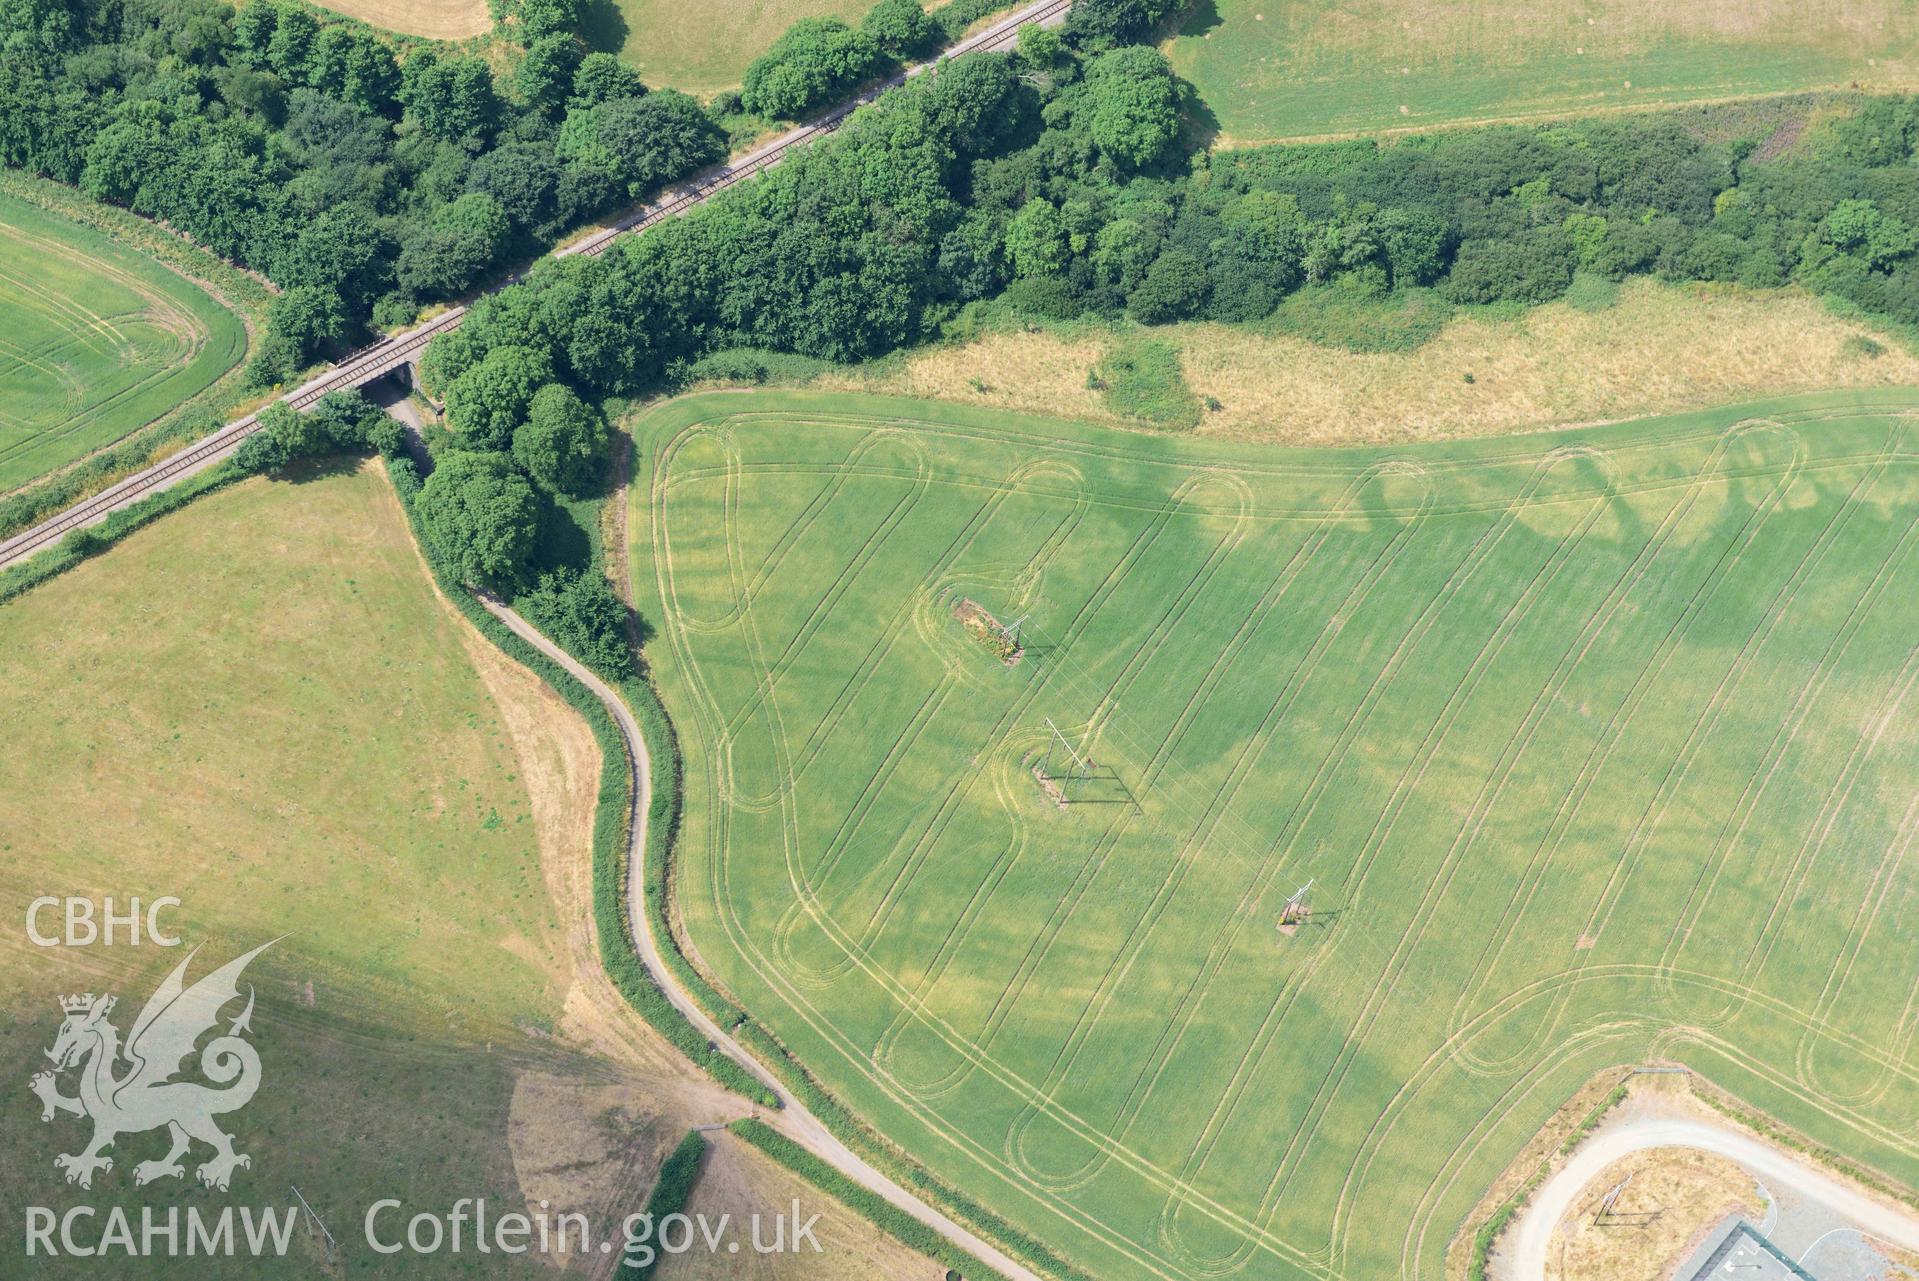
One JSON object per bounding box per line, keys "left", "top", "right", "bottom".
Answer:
{"left": 579, "top": 0, "right": 630, "bottom": 56}
{"left": 1173, "top": 0, "right": 1222, "bottom": 40}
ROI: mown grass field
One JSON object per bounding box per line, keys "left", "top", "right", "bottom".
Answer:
{"left": 307, "top": 0, "right": 492, "bottom": 39}
{"left": 1167, "top": 0, "right": 1919, "bottom": 142}
{"left": 0, "top": 464, "right": 629, "bottom": 1277}
{"left": 633, "top": 387, "right": 1919, "bottom": 1281}
{"left": 603, "top": 0, "right": 868, "bottom": 93}
{"left": 0, "top": 192, "right": 245, "bottom": 495}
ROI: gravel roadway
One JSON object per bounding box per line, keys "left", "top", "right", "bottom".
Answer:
{"left": 1506, "top": 1112, "right": 1919, "bottom": 1278}
{"left": 479, "top": 595, "right": 1045, "bottom": 1281}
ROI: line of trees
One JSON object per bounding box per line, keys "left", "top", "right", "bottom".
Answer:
{"left": 430, "top": 24, "right": 1919, "bottom": 431}
{"left": 423, "top": 48, "right": 1032, "bottom": 399}
{"left": 731, "top": 0, "right": 1179, "bottom": 125}
{"left": 0, "top": 0, "right": 721, "bottom": 386}
{"left": 230, "top": 382, "right": 633, "bottom": 678}
{"left": 736, "top": 0, "right": 940, "bottom": 123}
{"left": 19, "top": 0, "right": 1919, "bottom": 633}
{"left": 978, "top": 94, "right": 1919, "bottom": 328}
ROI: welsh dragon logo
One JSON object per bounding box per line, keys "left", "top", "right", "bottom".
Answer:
{"left": 30, "top": 941, "right": 275, "bottom": 1191}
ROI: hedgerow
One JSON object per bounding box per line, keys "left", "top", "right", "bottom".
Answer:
{"left": 0, "top": 465, "right": 245, "bottom": 605}
{"left": 625, "top": 1129, "right": 708, "bottom": 1277}
{"left": 731, "top": 1119, "right": 1010, "bottom": 1281}
{"left": 387, "top": 454, "right": 778, "bottom": 1107}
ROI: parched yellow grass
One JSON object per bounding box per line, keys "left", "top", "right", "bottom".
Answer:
{"left": 830, "top": 281, "right": 1919, "bottom": 446}
{"left": 828, "top": 331, "right": 1116, "bottom": 426}
{"left": 658, "top": 1132, "right": 943, "bottom": 1281}
{"left": 1544, "top": 1147, "right": 1761, "bottom": 1281}
{"left": 311, "top": 0, "right": 491, "bottom": 41}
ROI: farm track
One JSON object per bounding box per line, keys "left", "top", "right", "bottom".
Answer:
{"left": 0, "top": 0, "right": 1071, "bottom": 572}
{"left": 641, "top": 395, "right": 1919, "bottom": 1281}
{"left": 1506, "top": 1111, "right": 1919, "bottom": 1278}
{"left": 475, "top": 594, "right": 1048, "bottom": 1281}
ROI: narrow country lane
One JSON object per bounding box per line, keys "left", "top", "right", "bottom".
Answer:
{"left": 477, "top": 595, "right": 1047, "bottom": 1281}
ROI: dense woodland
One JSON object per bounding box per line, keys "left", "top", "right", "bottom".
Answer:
{"left": 430, "top": 25, "right": 1919, "bottom": 403}
{"left": 409, "top": 0, "right": 1919, "bottom": 600}
{"left": 11, "top": 0, "right": 1919, "bottom": 634}
{"left": 0, "top": 0, "right": 727, "bottom": 382}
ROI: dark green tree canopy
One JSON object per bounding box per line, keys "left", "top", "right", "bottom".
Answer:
{"left": 860, "top": 0, "right": 935, "bottom": 57}
{"left": 1064, "top": 0, "right": 1179, "bottom": 47}
{"left": 467, "top": 139, "right": 563, "bottom": 230}
{"left": 416, "top": 451, "right": 540, "bottom": 589}
{"left": 511, "top": 382, "right": 608, "bottom": 494}
{"left": 397, "top": 191, "right": 511, "bottom": 298}
{"left": 515, "top": 33, "right": 581, "bottom": 114}
{"left": 444, "top": 344, "right": 554, "bottom": 449}
{"left": 236, "top": 389, "right": 400, "bottom": 472}
{"left": 740, "top": 17, "right": 880, "bottom": 121}
{"left": 1, "top": 0, "right": 80, "bottom": 54}
{"left": 593, "top": 90, "right": 724, "bottom": 197}
{"left": 1080, "top": 45, "right": 1181, "bottom": 170}
{"left": 0, "top": 0, "right": 707, "bottom": 390}
{"left": 1126, "top": 246, "right": 1207, "bottom": 321}
{"left": 403, "top": 54, "right": 501, "bottom": 145}
{"left": 514, "top": 566, "right": 631, "bottom": 678}
{"left": 569, "top": 50, "right": 645, "bottom": 108}
{"left": 515, "top": 0, "right": 580, "bottom": 42}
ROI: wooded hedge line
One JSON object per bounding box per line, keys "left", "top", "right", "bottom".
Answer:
{"left": 624, "top": 1128, "right": 708, "bottom": 1277}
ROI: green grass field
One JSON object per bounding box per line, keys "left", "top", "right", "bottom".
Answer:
{"left": 632, "top": 387, "right": 1919, "bottom": 1281}
{"left": 1168, "top": 0, "right": 1919, "bottom": 142}
{"left": 601, "top": 0, "right": 868, "bottom": 93}
{"left": 0, "top": 192, "right": 244, "bottom": 495}
{"left": 0, "top": 464, "right": 632, "bottom": 1277}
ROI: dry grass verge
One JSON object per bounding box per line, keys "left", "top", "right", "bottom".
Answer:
{"left": 830, "top": 280, "right": 1919, "bottom": 446}
{"left": 1543, "top": 1148, "right": 1761, "bottom": 1281}
{"left": 310, "top": 0, "right": 491, "bottom": 40}
{"left": 656, "top": 1131, "right": 945, "bottom": 1280}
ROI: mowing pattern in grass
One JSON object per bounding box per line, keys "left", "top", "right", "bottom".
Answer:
{"left": 1169, "top": 0, "right": 1919, "bottom": 142}
{"left": 0, "top": 192, "right": 244, "bottom": 494}
{"left": 633, "top": 388, "right": 1919, "bottom": 1281}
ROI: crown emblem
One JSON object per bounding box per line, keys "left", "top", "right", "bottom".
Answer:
{"left": 36, "top": 942, "right": 274, "bottom": 1193}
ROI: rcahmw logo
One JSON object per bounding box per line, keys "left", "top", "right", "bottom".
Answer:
{"left": 24, "top": 938, "right": 300, "bottom": 1260}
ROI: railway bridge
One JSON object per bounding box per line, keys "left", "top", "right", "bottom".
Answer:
{"left": 0, "top": 0, "right": 1070, "bottom": 572}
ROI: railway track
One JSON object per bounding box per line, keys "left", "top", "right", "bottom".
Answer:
{"left": 0, "top": 0, "right": 1070, "bottom": 572}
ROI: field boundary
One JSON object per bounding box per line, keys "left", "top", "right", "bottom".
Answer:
{"left": 0, "top": 421, "right": 1082, "bottom": 1281}
{"left": 1202, "top": 87, "right": 1890, "bottom": 150}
